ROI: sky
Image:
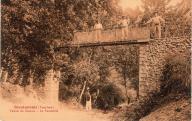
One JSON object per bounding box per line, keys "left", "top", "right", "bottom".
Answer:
{"left": 118, "top": 0, "right": 182, "bottom": 10}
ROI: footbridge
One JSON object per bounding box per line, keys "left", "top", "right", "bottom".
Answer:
{"left": 53, "top": 27, "right": 190, "bottom": 97}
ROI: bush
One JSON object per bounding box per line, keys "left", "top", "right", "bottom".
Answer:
{"left": 95, "top": 82, "right": 124, "bottom": 110}
{"left": 113, "top": 90, "right": 159, "bottom": 121}
{"left": 77, "top": 82, "right": 125, "bottom": 110}
{"left": 161, "top": 55, "right": 191, "bottom": 95}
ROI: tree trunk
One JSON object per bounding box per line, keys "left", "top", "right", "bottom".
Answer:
{"left": 22, "top": 70, "right": 30, "bottom": 86}
{"left": 55, "top": 70, "right": 61, "bottom": 81}
{"left": 94, "top": 89, "right": 99, "bottom": 103}
{"left": 28, "top": 69, "right": 33, "bottom": 85}
{"left": 79, "top": 80, "right": 87, "bottom": 103}
{"left": 124, "top": 60, "right": 131, "bottom": 104}
{"left": 136, "top": 87, "right": 139, "bottom": 99}
{"left": 19, "top": 74, "right": 23, "bottom": 85}
{"left": 0, "top": 67, "right": 3, "bottom": 79}
{"left": 3, "top": 70, "right": 8, "bottom": 82}
{"left": 123, "top": 70, "right": 129, "bottom": 104}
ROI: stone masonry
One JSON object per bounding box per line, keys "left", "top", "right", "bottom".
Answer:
{"left": 139, "top": 37, "right": 191, "bottom": 97}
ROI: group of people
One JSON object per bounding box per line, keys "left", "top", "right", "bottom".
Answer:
{"left": 93, "top": 11, "right": 165, "bottom": 39}
{"left": 93, "top": 16, "right": 131, "bottom": 40}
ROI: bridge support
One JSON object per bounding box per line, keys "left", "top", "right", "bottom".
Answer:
{"left": 139, "top": 37, "right": 190, "bottom": 97}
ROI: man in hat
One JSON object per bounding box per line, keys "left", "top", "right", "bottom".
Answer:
{"left": 120, "top": 16, "right": 130, "bottom": 40}
{"left": 85, "top": 87, "right": 92, "bottom": 110}
{"left": 146, "top": 12, "right": 165, "bottom": 38}
{"left": 135, "top": 14, "right": 143, "bottom": 28}
{"left": 94, "top": 20, "right": 103, "bottom": 41}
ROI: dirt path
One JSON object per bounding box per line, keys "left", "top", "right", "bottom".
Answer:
{"left": 0, "top": 83, "right": 113, "bottom": 121}
{"left": 0, "top": 98, "right": 113, "bottom": 121}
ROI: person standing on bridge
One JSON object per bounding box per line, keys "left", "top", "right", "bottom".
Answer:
{"left": 145, "top": 12, "right": 165, "bottom": 38}
{"left": 135, "top": 15, "right": 143, "bottom": 28}
{"left": 94, "top": 20, "right": 103, "bottom": 41}
{"left": 120, "top": 16, "right": 130, "bottom": 40}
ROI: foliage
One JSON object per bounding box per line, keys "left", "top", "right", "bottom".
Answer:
{"left": 60, "top": 45, "right": 139, "bottom": 109}
{"left": 141, "top": 0, "right": 171, "bottom": 14}
{"left": 72, "top": 59, "right": 100, "bottom": 85}
{"left": 95, "top": 82, "right": 124, "bottom": 110}
{"left": 164, "top": 4, "right": 191, "bottom": 37}
{"left": 1, "top": 0, "right": 119, "bottom": 85}
{"left": 60, "top": 59, "right": 99, "bottom": 100}
{"left": 1, "top": 0, "right": 58, "bottom": 85}
{"left": 110, "top": 45, "right": 139, "bottom": 102}
{"left": 140, "top": 0, "right": 191, "bottom": 37}
{"left": 54, "top": 0, "right": 119, "bottom": 35}
{"left": 2, "top": 0, "right": 190, "bottom": 114}
{"left": 113, "top": 84, "right": 190, "bottom": 121}
{"left": 161, "top": 55, "right": 191, "bottom": 94}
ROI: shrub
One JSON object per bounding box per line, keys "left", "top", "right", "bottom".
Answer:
{"left": 95, "top": 82, "right": 125, "bottom": 110}
{"left": 112, "top": 90, "right": 159, "bottom": 121}
{"left": 161, "top": 55, "right": 191, "bottom": 95}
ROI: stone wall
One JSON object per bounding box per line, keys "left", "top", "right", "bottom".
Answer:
{"left": 44, "top": 69, "right": 60, "bottom": 104}
{"left": 139, "top": 37, "right": 191, "bottom": 97}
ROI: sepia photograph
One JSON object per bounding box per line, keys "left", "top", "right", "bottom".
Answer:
{"left": 0, "top": 0, "right": 191, "bottom": 121}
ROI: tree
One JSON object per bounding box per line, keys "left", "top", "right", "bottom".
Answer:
{"left": 111, "top": 45, "right": 139, "bottom": 102}
{"left": 141, "top": 0, "right": 171, "bottom": 14}
{"left": 140, "top": 0, "right": 171, "bottom": 25}
{"left": 73, "top": 59, "right": 99, "bottom": 103}
{"left": 164, "top": 0, "right": 191, "bottom": 37}
{"left": 54, "top": 0, "right": 119, "bottom": 34}
{"left": 55, "top": 0, "right": 122, "bottom": 104}
{"left": 1, "top": 0, "right": 59, "bottom": 85}
{"left": 161, "top": 54, "right": 191, "bottom": 94}
{"left": 141, "top": 0, "right": 191, "bottom": 37}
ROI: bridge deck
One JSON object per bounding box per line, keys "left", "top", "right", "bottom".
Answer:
{"left": 55, "top": 27, "right": 150, "bottom": 49}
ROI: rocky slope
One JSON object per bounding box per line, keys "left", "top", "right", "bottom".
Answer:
{"left": 140, "top": 98, "right": 191, "bottom": 121}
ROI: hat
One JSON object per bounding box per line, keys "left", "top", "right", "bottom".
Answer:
{"left": 154, "top": 10, "right": 158, "bottom": 14}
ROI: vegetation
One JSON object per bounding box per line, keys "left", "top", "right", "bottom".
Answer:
{"left": 113, "top": 54, "right": 191, "bottom": 121}
{"left": 1, "top": 0, "right": 58, "bottom": 85}
{"left": 59, "top": 45, "right": 139, "bottom": 109}
{"left": 161, "top": 54, "right": 191, "bottom": 95}
{"left": 112, "top": 0, "right": 191, "bottom": 120}
{"left": 1, "top": 0, "right": 190, "bottom": 113}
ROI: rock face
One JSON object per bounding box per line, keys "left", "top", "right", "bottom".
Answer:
{"left": 139, "top": 37, "right": 191, "bottom": 97}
